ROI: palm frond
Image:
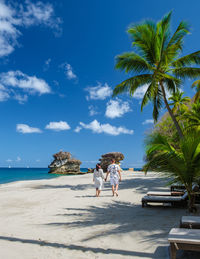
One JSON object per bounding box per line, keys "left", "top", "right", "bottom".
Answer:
{"left": 141, "top": 82, "right": 156, "bottom": 110}
{"left": 144, "top": 132, "right": 200, "bottom": 187}
{"left": 172, "top": 67, "right": 200, "bottom": 79}
{"left": 128, "top": 21, "right": 157, "bottom": 65}
{"left": 192, "top": 80, "right": 200, "bottom": 90}
{"left": 112, "top": 74, "right": 152, "bottom": 97}
{"left": 160, "top": 21, "right": 189, "bottom": 66}
{"left": 166, "top": 21, "right": 189, "bottom": 50}
{"left": 158, "top": 72, "right": 182, "bottom": 87}
{"left": 115, "top": 52, "right": 153, "bottom": 73}
{"left": 152, "top": 88, "right": 163, "bottom": 121}
{"left": 172, "top": 51, "right": 200, "bottom": 67}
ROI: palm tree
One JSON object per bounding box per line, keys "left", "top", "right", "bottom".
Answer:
{"left": 113, "top": 12, "right": 200, "bottom": 139}
{"left": 168, "top": 89, "right": 190, "bottom": 114}
{"left": 184, "top": 101, "right": 200, "bottom": 129}
{"left": 144, "top": 132, "right": 200, "bottom": 212}
{"left": 192, "top": 80, "right": 200, "bottom": 102}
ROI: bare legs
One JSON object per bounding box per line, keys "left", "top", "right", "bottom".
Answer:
{"left": 112, "top": 185, "right": 115, "bottom": 196}
{"left": 112, "top": 184, "right": 119, "bottom": 196}
{"left": 115, "top": 184, "right": 119, "bottom": 196}
{"left": 96, "top": 188, "right": 101, "bottom": 197}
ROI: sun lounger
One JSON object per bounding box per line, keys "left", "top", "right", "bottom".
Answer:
{"left": 147, "top": 191, "right": 184, "bottom": 196}
{"left": 143, "top": 185, "right": 199, "bottom": 207}
{"left": 142, "top": 192, "right": 188, "bottom": 207}
{"left": 168, "top": 228, "right": 200, "bottom": 259}
{"left": 180, "top": 216, "right": 200, "bottom": 229}
{"left": 170, "top": 185, "right": 185, "bottom": 192}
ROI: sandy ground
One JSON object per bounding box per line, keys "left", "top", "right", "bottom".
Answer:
{"left": 0, "top": 170, "right": 199, "bottom": 259}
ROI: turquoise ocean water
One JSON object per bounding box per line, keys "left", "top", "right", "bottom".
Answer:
{"left": 0, "top": 167, "right": 142, "bottom": 185}
{"left": 0, "top": 168, "right": 88, "bottom": 184}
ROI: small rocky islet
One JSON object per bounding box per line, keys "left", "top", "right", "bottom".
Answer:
{"left": 48, "top": 151, "right": 124, "bottom": 175}
{"left": 48, "top": 151, "right": 82, "bottom": 175}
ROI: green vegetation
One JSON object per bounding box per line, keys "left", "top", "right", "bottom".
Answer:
{"left": 145, "top": 96, "right": 200, "bottom": 211}
{"left": 168, "top": 89, "right": 190, "bottom": 115}
{"left": 113, "top": 12, "right": 200, "bottom": 211}
{"left": 113, "top": 11, "right": 200, "bottom": 139}
{"left": 183, "top": 101, "right": 200, "bottom": 129}
{"left": 192, "top": 80, "right": 200, "bottom": 102}
{"left": 144, "top": 131, "right": 200, "bottom": 212}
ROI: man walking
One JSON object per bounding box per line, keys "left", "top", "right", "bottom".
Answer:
{"left": 105, "top": 159, "right": 122, "bottom": 196}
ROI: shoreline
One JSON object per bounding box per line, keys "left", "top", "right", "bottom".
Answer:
{"left": 0, "top": 170, "right": 188, "bottom": 258}
{"left": 0, "top": 168, "right": 143, "bottom": 186}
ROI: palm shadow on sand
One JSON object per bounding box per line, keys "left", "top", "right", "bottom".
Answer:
{"left": 0, "top": 235, "right": 169, "bottom": 258}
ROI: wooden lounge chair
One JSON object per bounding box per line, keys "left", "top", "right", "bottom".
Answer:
{"left": 168, "top": 228, "right": 200, "bottom": 259}
{"left": 147, "top": 190, "right": 184, "bottom": 196}
{"left": 142, "top": 191, "right": 188, "bottom": 207}
{"left": 170, "top": 185, "right": 185, "bottom": 192}
{"left": 146, "top": 185, "right": 186, "bottom": 196}
{"left": 180, "top": 216, "right": 200, "bottom": 229}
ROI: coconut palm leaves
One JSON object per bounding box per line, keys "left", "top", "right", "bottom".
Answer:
{"left": 169, "top": 89, "right": 190, "bottom": 114}
{"left": 113, "top": 11, "right": 200, "bottom": 138}
{"left": 184, "top": 101, "right": 200, "bottom": 129}
{"left": 192, "top": 80, "right": 200, "bottom": 102}
{"left": 144, "top": 132, "right": 200, "bottom": 211}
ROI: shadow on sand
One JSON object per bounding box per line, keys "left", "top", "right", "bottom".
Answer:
{"left": 30, "top": 173, "right": 200, "bottom": 258}
{"left": 33, "top": 183, "right": 94, "bottom": 191}
{"left": 0, "top": 235, "right": 168, "bottom": 258}
{"left": 32, "top": 173, "right": 169, "bottom": 194}
{"left": 45, "top": 200, "right": 187, "bottom": 242}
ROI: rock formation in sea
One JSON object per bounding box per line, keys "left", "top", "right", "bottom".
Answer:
{"left": 99, "top": 152, "right": 124, "bottom": 172}
{"left": 48, "top": 151, "right": 82, "bottom": 174}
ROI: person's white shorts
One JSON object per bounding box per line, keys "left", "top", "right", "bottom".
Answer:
{"left": 110, "top": 177, "right": 119, "bottom": 186}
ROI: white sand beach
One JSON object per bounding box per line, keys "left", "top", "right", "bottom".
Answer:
{"left": 0, "top": 171, "right": 196, "bottom": 259}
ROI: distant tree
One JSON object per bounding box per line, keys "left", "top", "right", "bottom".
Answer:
{"left": 192, "top": 80, "right": 200, "bottom": 102}
{"left": 113, "top": 12, "right": 200, "bottom": 139}
{"left": 144, "top": 131, "right": 200, "bottom": 212}
{"left": 154, "top": 116, "right": 179, "bottom": 145}
{"left": 168, "top": 89, "right": 190, "bottom": 114}
{"left": 183, "top": 101, "right": 200, "bottom": 129}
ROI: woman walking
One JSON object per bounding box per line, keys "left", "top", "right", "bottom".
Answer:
{"left": 93, "top": 163, "right": 104, "bottom": 197}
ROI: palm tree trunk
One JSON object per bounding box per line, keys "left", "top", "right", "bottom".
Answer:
{"left": 160, "top": 82, "right": 184, "bottom": 139}
{"left": 187, "top": 189, "right": 197, "bottom": 212}
{"left": 189, "top": 194, "right": 196, "bottom": 212}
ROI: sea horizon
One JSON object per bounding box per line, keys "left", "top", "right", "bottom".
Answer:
{"left": 0, "top": 167, "right": 142, "bottom": 185}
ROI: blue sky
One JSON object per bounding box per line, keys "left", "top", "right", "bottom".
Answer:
{"left": 0, "top": 0, "right": 200, "bottom": 168}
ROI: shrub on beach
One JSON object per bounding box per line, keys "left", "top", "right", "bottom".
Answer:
{"left": 144, "top": 130, "right": 200, "bottom": 211}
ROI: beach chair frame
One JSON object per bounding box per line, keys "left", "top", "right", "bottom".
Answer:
{"left": 168, "top": 228, "right": 200, "bottom": 259}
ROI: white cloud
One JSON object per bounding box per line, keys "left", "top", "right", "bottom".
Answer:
{"left": 1, "top": 70, "right": 51, "bottom": 94}
{"left": 61, "top": 63, "right": 77, "bottom": 80}
{"left": 79, "top": 120, "right": 134, "bottom": 136}
{"left": 89, "top": 105, "right": 99, "bottom": 116}
{"left": 0, "top": 70, "right": 51, "bottom": 103}
{"left": 105, "top": 99, "right": 131, "bottom": 119}
{"left": 0, "top": 88, "right": 9, "bottom": 101}
{"left": 0, "top": 1, "right": 61, "bottom": 57}
{"left": 74, "top": 126, "right": 82, "bottom": 133}
{"left": 14, "top": 94, "right": 28, "bottom": 104}
{"left": 16, "top": 124, "right": 42, "bottom": 134}
{"left": 142, "top": 119, "right": 154, "bottom": 125}
{"left": 133, "top": 84, "right": 149, "bottom": 99}
{"left": 6, "top": 159, "right": 12, "bottom": 162}
{"left": 45, "top": 121, "right": 71, "bottom": 131}
{"left": 133, "top": 84, "right": 172, "bottom": 100}
{"left": 85, "top": 82, "right": 112, "bottom": 100}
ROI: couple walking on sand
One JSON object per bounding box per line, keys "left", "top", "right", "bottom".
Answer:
{"left": 93, "top": 159, "right": 122, "bottom": 197}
